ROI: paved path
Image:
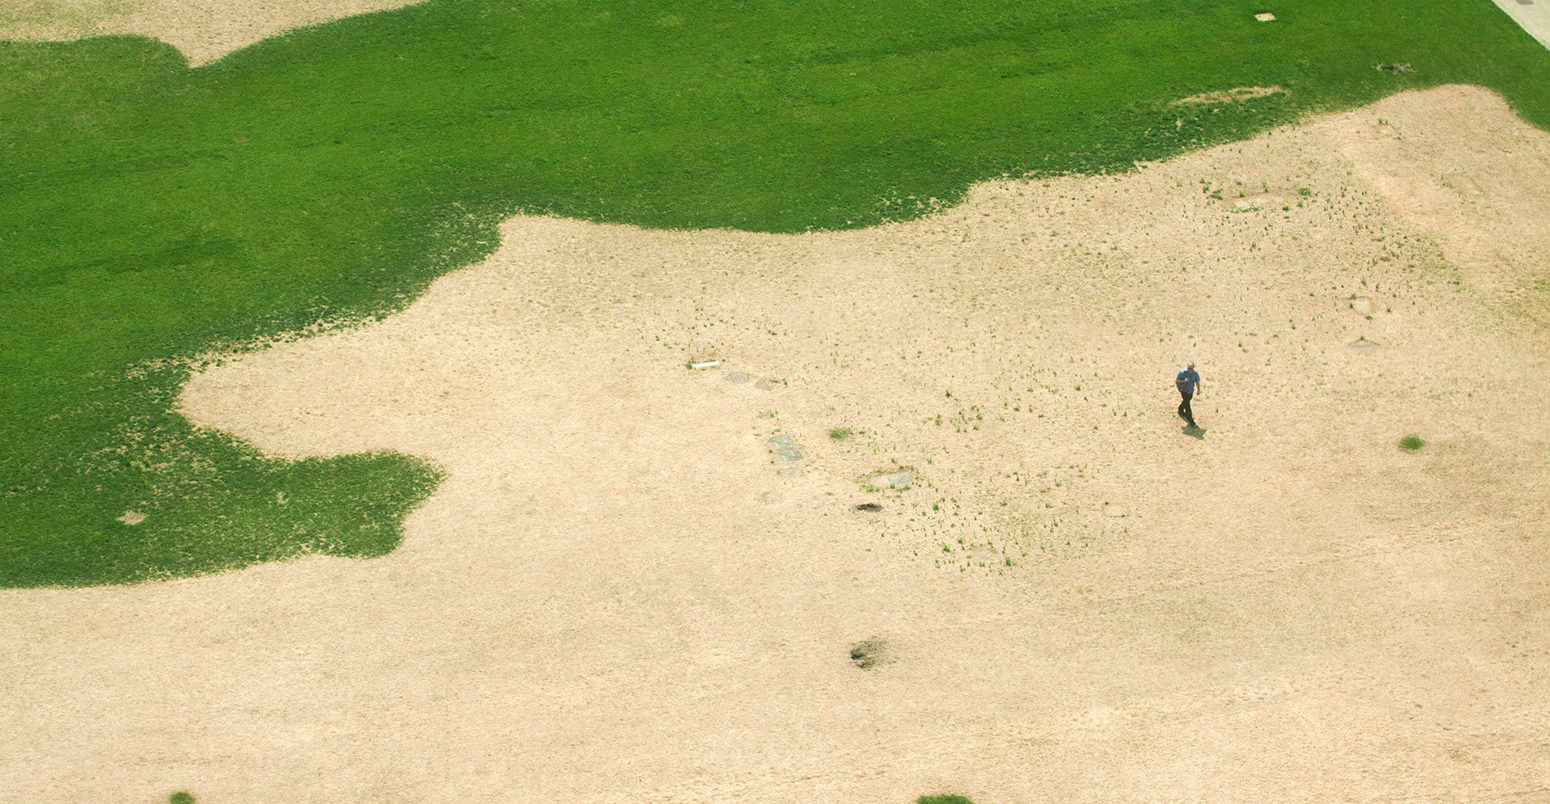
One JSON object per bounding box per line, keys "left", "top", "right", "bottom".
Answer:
{"left": 1493, "top": 0, "right": 1550, "bottom": 49}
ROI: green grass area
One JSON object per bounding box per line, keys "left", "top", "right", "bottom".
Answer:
{"left": 3, "top": 0, "right": 1547, "bottom": 587}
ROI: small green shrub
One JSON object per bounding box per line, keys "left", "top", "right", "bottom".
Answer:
{"left": 829, "top": 427, "right": 853, "bottom": 440}
{"left": 917, "top": 796, "right": 973, "bottom": 804}
{"left": 1399, "top": 434, "right": 1425, "bottom": 451}
{"left": 169, "top": 793, "right": 195, "bottom": 804}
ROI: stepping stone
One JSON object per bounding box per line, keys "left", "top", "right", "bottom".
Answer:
{"left": 754, "top": 380, "right": 776, "bottom": 391}
{"left": 886, "top": 472, "right": 911, "bottom": 489}
{"left": 768, "top": 434, "right": 804, "bottom": 462}
{"left": 1349, "top": 338, "right": 1376, "bottom": 352}
{"left": 1255, "top": 12, "right": 1276, "bottom": 21}
{"left": 725, "top": 371, "right": 751, "bottom": 384}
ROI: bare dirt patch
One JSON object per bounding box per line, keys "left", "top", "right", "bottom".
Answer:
{"left": 0, "top": 0, "right": 425, "bottom": 65}
{"left": 1173, "top": 84, "right": 1285, "bottom": 105}
{"left": 4, "top": 86, "right": 1549, "bottom": 802}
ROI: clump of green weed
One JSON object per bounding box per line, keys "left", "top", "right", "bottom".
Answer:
{"left": 1398, "top": 434, "right": 1425, "bottom": 451}
{"left": 829, "top": 427, "right": 853, "bottom": 440}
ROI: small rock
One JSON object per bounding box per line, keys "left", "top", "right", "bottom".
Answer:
{"left": 887, "top": 472, "right": 911, "bottom": 489}
{"left": 724, "top": 371, "right": 751, "bottom": 384}
{"left": 754, "top": 380, "right": 776, "bottom": 391}
{"left": 967, "top": 545, "right": 999, "bottom": 563}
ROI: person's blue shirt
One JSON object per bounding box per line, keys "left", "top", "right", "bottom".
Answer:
{"left": 1176, "top": 368, "right": 1199, "bottom": 395}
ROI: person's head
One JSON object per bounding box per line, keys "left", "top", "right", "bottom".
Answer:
{"left": 1186, "top": 362, "right": 1195, "bottom": 370}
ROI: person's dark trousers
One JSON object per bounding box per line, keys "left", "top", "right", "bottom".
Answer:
{"left": 1178, "top": 392, "right": 1195, "bottom": 426}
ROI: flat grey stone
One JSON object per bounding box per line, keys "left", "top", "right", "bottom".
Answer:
{"left": 887, "top": 473, "right": 911, "bottom": 489}
{"left": 725, "top": 371, "right": 751, "bottom": 384}
{"left": 1349, "top": 338, "right": 1376, "bottom": 352}
{"left": 754, "top": 380, "right": 776, "bottom": 391}
{"left": 768, "top": 434, "right": 804, "bottom": 462}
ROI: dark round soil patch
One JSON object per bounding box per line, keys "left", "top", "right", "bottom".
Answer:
{"left": 850, "top": 639, "right": 889, "bottom": 669}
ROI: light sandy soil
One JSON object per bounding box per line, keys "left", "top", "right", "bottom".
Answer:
{"left": 1491, "top": 0, "right": 1550, "bottom": 51}
{"left": 1173, "top": 85, "right": 1284, "bottom": 105}
{"left": 4, "top": 85, "right": 1550, "bottom": 802}
{"left": 0, "top": 0, "right": 422, "bottom": 65}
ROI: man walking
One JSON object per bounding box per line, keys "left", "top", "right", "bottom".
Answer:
{"left": 1175, "top": 362, "right": 1201, "bottom": 428}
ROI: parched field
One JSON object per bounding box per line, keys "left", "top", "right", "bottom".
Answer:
{"left": 6, "top": 85, "right": 1549, "bottom": 801}
{"left": 7, "top": 0, "right": 1550, "bottom": 592}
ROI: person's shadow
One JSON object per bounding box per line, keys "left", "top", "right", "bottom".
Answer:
{"left": 1182, "top": 425, "right": 1206, "bottom": 439}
